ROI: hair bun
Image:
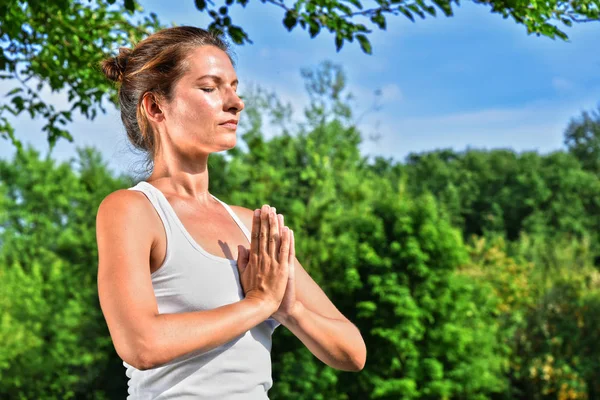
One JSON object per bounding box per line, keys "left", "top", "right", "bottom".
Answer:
{"left": 101, "top": 47, "right": 132, "bottom": 83}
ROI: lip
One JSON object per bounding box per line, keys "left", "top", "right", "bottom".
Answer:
{"left": 219, "top": 119, "right": 238, "bottom": 130}
{"left": 220, "top": 119, "right": 238, "bottom": 125}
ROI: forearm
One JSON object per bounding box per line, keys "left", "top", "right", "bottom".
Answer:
{"left": 281, "top": 302, "right": 366, "bottom": 372}
{"left": 141, "top": 297, "right": 273, "bottom": 370}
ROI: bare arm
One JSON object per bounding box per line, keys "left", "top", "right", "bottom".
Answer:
{"left": 96, "top": 190, "right": 275, "bottom": 370}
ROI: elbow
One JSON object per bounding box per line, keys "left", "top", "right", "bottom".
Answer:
{"left": 135, "top": 336, "right": 158, "bottom": 371}
{"left": 134, "top": 349, "right": 155, "bottom": 371}
{"left": 121, "top": 335, "right": 157, "bottom": 371}
{"left": 350, "top": 341, "right": 367, "bottom": 372}
{"left": 353, "top": 353, "right": 366, "bottom": 372}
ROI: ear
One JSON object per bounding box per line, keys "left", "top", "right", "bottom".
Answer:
{"left": 141, "top": 92, "right": 165, "bottom": 124}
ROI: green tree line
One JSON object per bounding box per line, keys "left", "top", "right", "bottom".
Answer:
{"left": 1, "top": 61, "right": 599, "bottom": 399}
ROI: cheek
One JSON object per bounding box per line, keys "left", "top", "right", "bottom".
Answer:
{"left": 179, "top": 94, "right": 221, "bottom": 125}
{"left": 174, "top": 90, "right": 220, "bottom": 127}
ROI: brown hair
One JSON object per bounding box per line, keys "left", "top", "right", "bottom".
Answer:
{"left": 100, "top": 26, "right": 235, "bottom": 170}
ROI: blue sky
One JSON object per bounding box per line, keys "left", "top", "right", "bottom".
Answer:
{"left": 2, "top": 0, "right": 599, "bottom": 174}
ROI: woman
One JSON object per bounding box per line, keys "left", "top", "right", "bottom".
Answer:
{"left": 96, "top": 26, "right": 366, "bottom": 399}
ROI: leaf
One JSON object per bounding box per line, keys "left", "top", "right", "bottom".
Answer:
{"left": 338, "top": 3, "right": 353, "bottom": 15}
{"left": 283, "top": 11, "right": 298, "bottom": 31}
{"left": 371, "top": 13, "right": 387, "bottom": 30}
{"left": 561, "top": 17, "right": 573, "bottom": 27}
{"left": 399, "top": 7, "right": 415, "bottom": 22}
{"left": 407, "top": 3, "right": 426, "bottom": 18}
{"left": 228, "top": 25, "right": 249, "bottom": 44}
{"left": 346, "top": 0, "right": 363, "bottom": 9}
{"left": 195, "top": 0, "right": 207, "bottom": 10}
{"left": 5, "top": 87, "right": 22, "bottom": 96}
{"left": 425, "top": 5, "right": 436, "bottom": 17}
{"left": 335, "top": 35, "right": 344, "bottom": 51}
{"left": 124, "top": 0, "right": 135, "bottom": 12}
{"left": 432, "top": 0, "right": 454, "bottom": 16}
{"left": 356, "top": 34, "right": 372, "bottom": 54}
{"left": 308, "top": 20, "right": 321, "bottom": 38}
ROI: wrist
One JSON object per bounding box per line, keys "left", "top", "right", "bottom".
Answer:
{"left": 281, "top": 301, "right": 305, "bottom": 326}
{"left": 244, "top": 295, "right": 278, "bottom": 316}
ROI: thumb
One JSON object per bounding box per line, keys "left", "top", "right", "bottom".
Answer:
{"left": 237, "top": 246, "right": 248, "bottom": 271}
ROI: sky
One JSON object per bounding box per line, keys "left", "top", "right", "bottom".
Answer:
{"left": 2, "top": 0, "right": 600, "bottom": 175}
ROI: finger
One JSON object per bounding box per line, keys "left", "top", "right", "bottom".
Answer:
{"left": 250, "top": 209, "right": 261, "bottom": 261}
{"left": 271, "top": 207, "right": 280, "bottom": 260}
{"left": 280, "top": 226, "right": 290, "bottom": 266}
{"left": 277, "top": 213, "right": 284, "bottom": 258}
{"left": 268, "top": 209, "right": 278, "bottom": 260}
{"left": 289, "top": 229, "right": 295, "bottom": 267}
{"left": 259, "top": 204, "right": 270, "bottom": 258}
{"left": 236, "top": 246, "right": 247, "bottom": 269}
{"left": 278, "top": 214, "right": 284, "bottom": 237}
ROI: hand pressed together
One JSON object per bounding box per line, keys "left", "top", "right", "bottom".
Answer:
{"left": 236, "top": 205, "right": 296, "bottom": 320}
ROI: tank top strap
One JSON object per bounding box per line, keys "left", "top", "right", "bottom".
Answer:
{"left": 127, "top": 181, "right": 175, "bottom": 243}
{"left": 210, "top": 194, "right": 252, "bottom": 243}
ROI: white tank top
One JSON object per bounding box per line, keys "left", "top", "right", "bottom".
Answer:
{"left": 123, "top": 181, "right": 280, "bottom": 400}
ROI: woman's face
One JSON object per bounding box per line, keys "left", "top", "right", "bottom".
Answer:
{"left": 159, "top": 45, "right": 244, "bottom": 159}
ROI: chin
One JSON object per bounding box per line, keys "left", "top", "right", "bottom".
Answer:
{"left": 217, "top": 138, "right": 237, "bottom": 153}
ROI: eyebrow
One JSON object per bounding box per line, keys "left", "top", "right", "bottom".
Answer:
{"left": 195, "top": 75, "right": 238, "bottom": 86}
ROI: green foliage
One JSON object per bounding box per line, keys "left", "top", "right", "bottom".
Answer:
{"left": 564, "top": 104, "right": 600, "bottom": 175}
{"left": 402, "top": 149, "right": 600, "bottom": 258}
{"left": 0, "top": 0, "right": 162, "bottom": 150}
{"left": 184, "top": 0, "right": 600, "bottom": 53}
{"left": 0, "top": 147, "right": 132, "bottom": 399}
{"left": 463, "top": 229, "right": 600, "bottom": 399}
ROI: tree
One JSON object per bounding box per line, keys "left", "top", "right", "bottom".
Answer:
{"left": 564, "top": 104, "right": 600, "bottom": 175}
{"left": 0, "top": 146, "right": 134, "bottom": 399}
{"left": 401, "top": 148, "right": 600, "bottom": 258}
{"left": 0, "top": 1, "right": 162, "bottom": 150}
{"left": 188, "top": 0, "right": 600, "bottom": 53}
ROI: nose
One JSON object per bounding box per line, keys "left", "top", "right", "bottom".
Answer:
{"left": 225, "top": 88, "right": 244, "bottom": 113}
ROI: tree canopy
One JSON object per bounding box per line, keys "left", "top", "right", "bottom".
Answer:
{"left": 186, "top": 0, "right": 600, "bottom": 53}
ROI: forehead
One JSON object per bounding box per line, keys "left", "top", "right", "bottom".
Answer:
{"left": 183, "top": 45, "right": 236, "bottom": 81}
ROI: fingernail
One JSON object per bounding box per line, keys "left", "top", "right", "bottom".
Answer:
{"left": 272, "top": 207, "right": 276, "bottom": 213}
{"left": 254, "top": 209, "right": 260, "bottom": 217}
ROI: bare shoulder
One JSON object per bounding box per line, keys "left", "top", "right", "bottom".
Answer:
{"left": 96, "top": 188, "right": 159, "bottom": 249}
{"left": 97, "top": 188, "right": 152, "bottom": 217}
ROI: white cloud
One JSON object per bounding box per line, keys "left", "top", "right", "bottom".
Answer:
{"left": 552, "top": 77, "right": 574, "bottom": 92}
{"left": 379, "top": 83, "right": 403, "bottom": 102}
{"left": 358, "top": 94, "right": 600, "bottom": 163}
